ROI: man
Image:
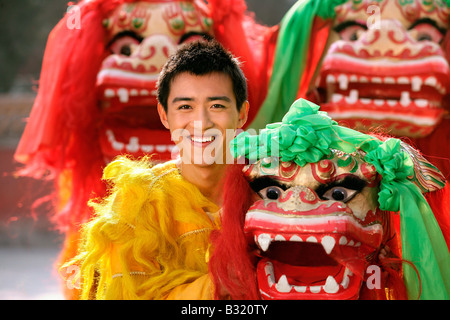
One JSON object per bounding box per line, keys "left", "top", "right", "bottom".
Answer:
{"left": 157, "top": 40, "right": 249, "bottom": 205}
{"left": 65, "top": 40, "right": 249, "bottom": 299}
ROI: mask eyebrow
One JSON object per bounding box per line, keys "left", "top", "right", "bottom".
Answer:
{"left": 333, "top": 20, "right": 367, "bottom": 33}
{"left": 107, "top": 30, "right": 143, "bottom": 48}
{"left": 315, "top": 175, "right": 367, "bottom": 198}
{"left": 408, "top": 17, "right": 446, "bottom": 35}
{"left": 249, "top": 176, "right": 288, "bottom": 193}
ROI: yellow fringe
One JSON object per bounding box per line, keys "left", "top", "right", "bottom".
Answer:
{"left": 63, "top": 156, "right": 220, "bottom": 300}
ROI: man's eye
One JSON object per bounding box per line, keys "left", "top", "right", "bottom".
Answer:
{"left": 258, "top": 186, "right": 283, "bottom": 200}
{"left": 211, "top": 104, "right": 226, "bottom": 109}
{"left": 177, "top": 105, "right": 192, "bottom": 110}
{"left": 321, "top": 187, "right": 358, "bottom": 202}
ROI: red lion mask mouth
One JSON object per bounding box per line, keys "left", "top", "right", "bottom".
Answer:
{"left": 243, "top": 167, "right": 384, "bottom": 300}
{"left": 209, "top": 99, "right": 449, "bottom": 300}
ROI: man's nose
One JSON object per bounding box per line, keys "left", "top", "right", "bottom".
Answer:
{"left": 191, "top": 108, "right": 214, "bottom": 131}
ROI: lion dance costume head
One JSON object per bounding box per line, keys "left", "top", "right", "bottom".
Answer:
{"left": 210, "top": 99, "right": 450, "bottom": 300}
{"left": 250, "top": 0, "right": 450, "bottom": 177}
{"left": 13, "top": 0, "right": 267, "bottom": 298}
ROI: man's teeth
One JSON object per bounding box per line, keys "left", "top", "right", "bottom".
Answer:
{"left": 190, "top": 136, "right": 215, "bottom": 143}
{"left": 264, "top": 261, "right": 354, "bottom": 294}
{"left": 255, "top": 233, "right": 360, "bottom": 253}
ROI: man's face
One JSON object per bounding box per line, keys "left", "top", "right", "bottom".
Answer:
{"left": 158, "top": 72, "right": 248, "bottom": 166}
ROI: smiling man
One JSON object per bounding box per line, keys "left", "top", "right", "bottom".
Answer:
{"left": 157, "top": 41, "right": 248, "bottom": 203}
{"left": 64, "top": 40, "right": 249, "bottom": 299}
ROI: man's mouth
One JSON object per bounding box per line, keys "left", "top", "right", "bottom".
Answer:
{"left": 189, "top": 135, "right": 216, "bottom": 146}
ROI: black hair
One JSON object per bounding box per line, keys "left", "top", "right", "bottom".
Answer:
{"left": 156, "top": 40, "right": 248, "bottom": 111}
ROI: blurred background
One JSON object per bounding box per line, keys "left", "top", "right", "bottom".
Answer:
{"left": 0, "top": 0, "right": 296, "bottom": 300}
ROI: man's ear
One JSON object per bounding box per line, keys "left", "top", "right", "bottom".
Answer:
{"left": 238, "top": 101, "right": 249, "bottom": 129}
{"left": 157, "top": 103, "right": 170, "bottom": 129}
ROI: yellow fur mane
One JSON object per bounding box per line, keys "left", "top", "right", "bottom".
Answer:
{"left": 64, "top": 156, "right": 220, "bottom": 299}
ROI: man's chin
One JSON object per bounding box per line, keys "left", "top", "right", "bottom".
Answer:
{"left": 177, "top": 143, "right": 227, "bottom": 167}
{"left": 179, "top": 156, "right": 224, "bottom": 167}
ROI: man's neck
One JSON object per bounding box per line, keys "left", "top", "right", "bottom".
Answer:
{"left": 179, "top": 161, "right": 226, "bottom": 206}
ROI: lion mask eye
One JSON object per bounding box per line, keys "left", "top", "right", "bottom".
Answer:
{"left": 316, "top": 176, "right": 367, "bottom": 203}
{"left": 258, "top": 186, "right": 284, "bottom": 200}
{"left": 250, "top": 177, "right": 287, "bottom": 201}
{"left": 107, "top": 31, "right": 142, "bottom": 56}
{"left": 322, "top": 186, "right": 358, "bottom": 202}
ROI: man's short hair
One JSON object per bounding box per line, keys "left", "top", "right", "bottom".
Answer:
{"left": 157, "top": 40, "right": 248, "bottom": 111}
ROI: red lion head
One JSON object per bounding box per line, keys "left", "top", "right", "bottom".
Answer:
{"left": 209, "top": 99, "right": 450, "bottom": 300}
